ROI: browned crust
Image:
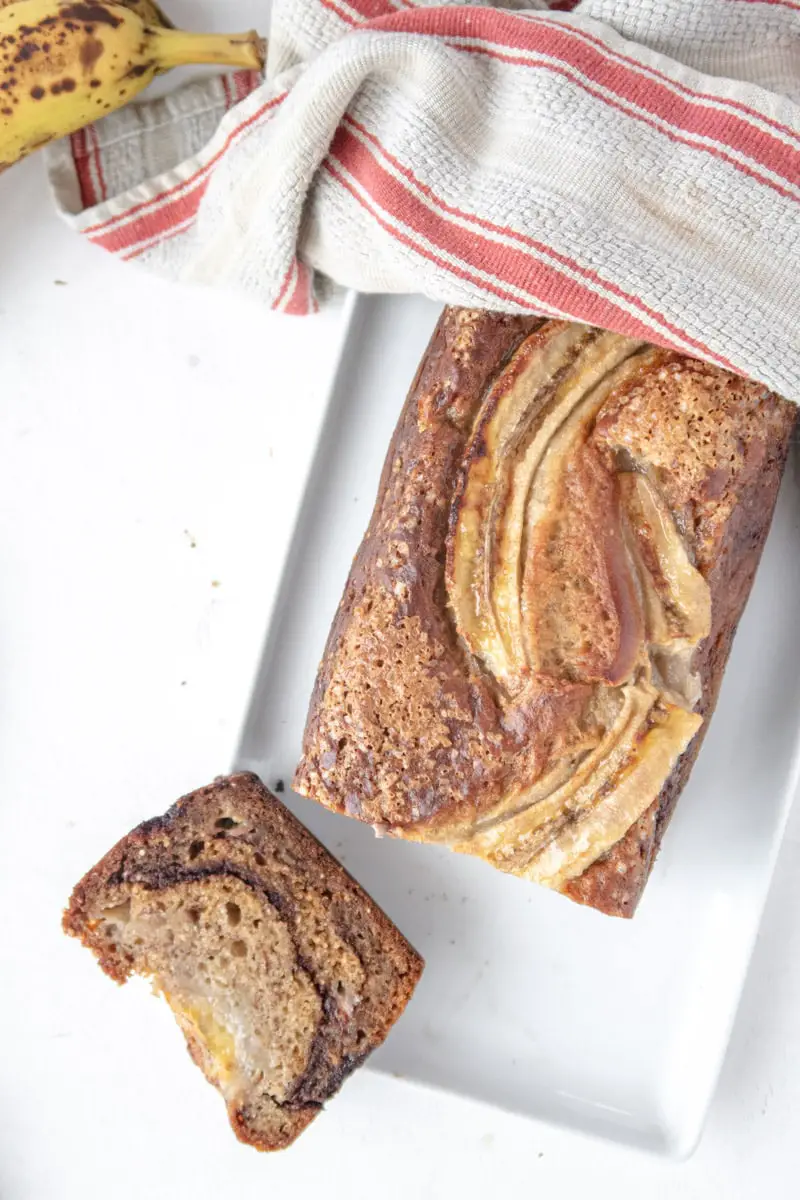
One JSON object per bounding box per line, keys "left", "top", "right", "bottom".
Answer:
{"left": 294, "top": 310, "right": 543, "bottom": 830}
{"left": 298, "top": 310, "right": 540, "bottom": 742}
{"left": 295, "top": 306, "right": 796, "bottom": 917}
{"left": 564, "top": 404, "right": 794, "bottom": 915}
{"left": 64, "top": 772, "right": 423, "bottom": 1151}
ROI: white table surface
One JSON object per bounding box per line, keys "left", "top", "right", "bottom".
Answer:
{"left": 2, "top": 5, "right": 800, "bottom": 1195}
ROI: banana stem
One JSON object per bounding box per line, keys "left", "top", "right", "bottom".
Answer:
{"left": 153, "top": 28, "right": 266, "bottom": 72}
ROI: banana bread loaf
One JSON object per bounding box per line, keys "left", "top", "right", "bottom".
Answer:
{"left": 64, "top": 772, "right": 423, "bottom": 1149}
{"left": 294, "top": 309, "right": 796, "bottom": 917}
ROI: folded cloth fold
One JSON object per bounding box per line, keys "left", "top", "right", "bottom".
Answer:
{"left": 46, "top": 0, "right": 800, "bottom": 396}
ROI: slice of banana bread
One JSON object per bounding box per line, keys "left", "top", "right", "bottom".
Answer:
{"left": 63, "top": 772, "right": 423, "bottom": 1151}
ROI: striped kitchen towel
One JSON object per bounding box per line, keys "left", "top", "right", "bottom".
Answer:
{"left": 46, "top": 1, "right": 800, "bottom": 397}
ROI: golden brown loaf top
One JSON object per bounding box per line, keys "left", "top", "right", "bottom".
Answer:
{"left": 63, "top": 773, "right": 423, "bottom": 1150}
{"left": 295, "top": 309, "right": 796, "bottom": 917}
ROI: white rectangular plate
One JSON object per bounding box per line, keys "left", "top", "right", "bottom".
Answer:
{"left": 237, "top": 293, "right": 800, "bottom": 1159}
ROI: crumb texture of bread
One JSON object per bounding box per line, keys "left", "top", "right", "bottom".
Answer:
{"left": 295, "top": 309, "right": 796, "bottom": 917}
{"left": 63, "top": 773, "right": 423, "bottom": 1150}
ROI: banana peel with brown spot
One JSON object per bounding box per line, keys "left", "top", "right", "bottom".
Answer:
{"left": 0, "top": 0, "right": 174, "bottom": 20}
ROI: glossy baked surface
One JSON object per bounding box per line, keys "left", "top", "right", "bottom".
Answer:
{"left": 295, "top": 306, "right": 794, "bottom": 915}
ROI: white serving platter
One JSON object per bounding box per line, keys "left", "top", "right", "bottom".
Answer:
{"left": 236, "top": 292, "right": 800, "bottom": 1159}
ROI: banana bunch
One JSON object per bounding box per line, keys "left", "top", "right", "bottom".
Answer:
{"left": 0, "top": 1, "right": 265, "bottom": 168}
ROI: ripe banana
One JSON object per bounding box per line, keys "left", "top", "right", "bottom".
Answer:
{"left": 1, "top": 0, "right": 173, "bottom": 19}
{"left": 120, "top": 1, "right": 174, "bottom": 28}
{"left": 0, "top": 2, "right": 264, "bottom": 168}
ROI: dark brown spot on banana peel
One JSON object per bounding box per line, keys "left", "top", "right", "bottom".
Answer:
{"left": 124, "top": 60, "right": 152, "bottom": 78}
{"left": 61, "top": 4, "right": 123, "bottom": 28}
{"left": 15, "top": 42, "right": 39, "bottom": 62}
{"left": 79, "top": 35, "right": 104, "bottom": 72}
{"left": 29, "top": 84, "right": 44, "bottom": 99}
